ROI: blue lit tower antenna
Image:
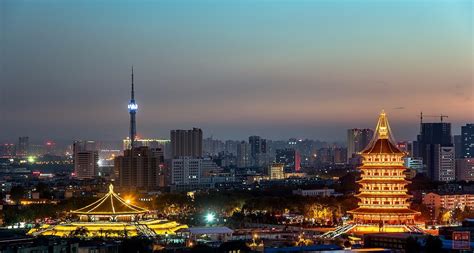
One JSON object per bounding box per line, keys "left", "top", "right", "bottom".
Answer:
{"left": 127, "top": 66, "right": 138, "bottom": 149}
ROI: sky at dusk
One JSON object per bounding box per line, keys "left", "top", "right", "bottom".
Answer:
{"left": 1, "top": 0, "right": 473, "bottom": 142}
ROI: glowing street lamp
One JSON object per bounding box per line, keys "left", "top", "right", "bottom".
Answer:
{"left": 205, "top": 213, "right": 216, "bottom": 223}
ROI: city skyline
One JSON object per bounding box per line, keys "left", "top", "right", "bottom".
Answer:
{"left": 1, "top": 0, "right": 472, "bottom": 141}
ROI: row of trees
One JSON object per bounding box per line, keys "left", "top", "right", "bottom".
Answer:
{"left": 153, "top": 189, "right": 359, "bottom": 226}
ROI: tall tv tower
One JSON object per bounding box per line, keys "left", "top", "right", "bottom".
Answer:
{"left": 127, "top": 66, "right": 138, "bottom": 149}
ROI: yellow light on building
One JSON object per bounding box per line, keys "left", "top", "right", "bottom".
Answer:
{"left": 346, "top": 111, "right": 421, "bottom": 233}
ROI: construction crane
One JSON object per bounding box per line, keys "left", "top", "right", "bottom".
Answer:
{"left": 420, "top": 112, "right": 449, "bottom": 123}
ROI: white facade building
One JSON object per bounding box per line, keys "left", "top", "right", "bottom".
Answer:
{"left": 434, "top": 146, "right": 455, "bottom": 182}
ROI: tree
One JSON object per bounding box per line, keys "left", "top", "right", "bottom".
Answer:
{"left": 9, "top": 186, "right": 26, "bottom": 204}
{"left": 35, "top": 182, "right": 52, "bottom": 199}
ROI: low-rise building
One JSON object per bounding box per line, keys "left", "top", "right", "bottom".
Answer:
{"left": 292, "top": 188, "right": 339, "bottom": 197}
{"left": 364, "top": 233, "right": 425, "bottom": 251}
{"left": 265, "top": 163, "right": 284, "bottom": 180}
{"left": 422, "top": 192, "right": 474, "bottom": 219}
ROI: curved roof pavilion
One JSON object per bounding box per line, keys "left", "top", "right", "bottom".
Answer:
{"left": 28, "top": 184, "right": 188, "bottom": 238}
{"left": 71, "top": 184, "right": 148, "bottom": 217}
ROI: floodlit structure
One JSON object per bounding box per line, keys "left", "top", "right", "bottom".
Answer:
{"left": 28, "top": 184, "right": 187, "bottom": 238}
{"left": 348, "top": 110, "right": 420, "bottom": 230}
{"left": 322, "top": 111, "right": 421, "bottom": 238}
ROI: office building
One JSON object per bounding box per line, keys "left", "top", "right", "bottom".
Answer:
{"left": 433, "top": 145, "right": 455, "bottom": 182}
{"left": 456, "top": 158, "right": 474, "bottom": 182}
{"left": 171, "top": 157, "right": 202, "bottom": 187}
{"left": 171, "top": 157, "right": 230, "bottom": 191}
{"left": 170, "top": 128, "right": 203, "bottom": 158}
{"left": 347, "top": 128, "right": 374, "bottom": 163}
{"left": 461, "top": 124, "right": 474, "bottom": 158}
{"left": 275, "top": 148, "right": 301, "bottom": 172}
{"left": 123, "top": 138, "right": 170, "bottom": 158}
{"left": 236, "top": 141, "right": 251, "bottom": 168}
{"left": 417, "top": 122, "right": 453, "bottom": 180}
{"left": 404, "top": 157, "right": 423, "bottom": 173}
{"left": 115, "top": 146, "right": 164, "bottom": 191}
{"left": 73, "top": 141, "right": 99, "bottom": 179}
{"left": 265, "top": 163, "right": 285, "bottom": 180}
{"left": 17, "top": 136, "right": 29, "bottom": 157}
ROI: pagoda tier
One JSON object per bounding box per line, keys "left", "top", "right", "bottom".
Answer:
{"left": 348, "top": 111, "right": 420, "bottom": 226}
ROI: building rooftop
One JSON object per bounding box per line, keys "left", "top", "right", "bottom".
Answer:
{"left": 184, "top": 227, "right": 234, "bottom": 234}
{"left": 361, "top": 110, "right": 404, "bottom": 155}
{"left": 71, "top": 184, "right": 148, "bottom": 215}
{"left": 348, "top": 208, "right": 420, "bottom": 215}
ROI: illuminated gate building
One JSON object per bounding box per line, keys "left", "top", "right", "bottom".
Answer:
{"left": 347, "top": 111, "right": 420, "bottom": 233}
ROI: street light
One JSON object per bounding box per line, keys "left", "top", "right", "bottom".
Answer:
{"left": 205, "top": 213, "right": 215, "bottom": 223}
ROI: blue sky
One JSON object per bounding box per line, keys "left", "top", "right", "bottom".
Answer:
{"left": 1, "top": 0, "right": 472, "bottom": 141}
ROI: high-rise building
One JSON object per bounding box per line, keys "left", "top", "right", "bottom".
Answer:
{"left": 333, "top": 147, "right": 347, "bottom": 164}
{"left": 123, "top": 138, "right": 170, "bottom": 158}
{"left": 203, "top": 137, "right": 225, "bottom": 156}
{"left": 433, "top": 146, "right": 455, "bottom": 182}
{"left": 236, "top": 141, "right": 251, "bottom": 168}
{"left": 17, "top": 136, "right": 29, "bottom": 157}
{"left": 461, "top": 124, "right": 474, "bottom": 158}
{"left": 0, "top": 143, "right": 15, "bottom": 158}
{"left": 73, "top": 141, "right": 99, "bottom": 179}
{"left": 404, "top": 157, "right": 423, "bottom": 173}
{"left": 316, "top": 147, "right": 332, "bottom": 164}
{"left": 170, "top": 157, "right": 226, "bottom": 191}
{"left": 171, "top": 157, "right": 202, "bottom": 187}
{"left": 249, "top": 136, "right": 267, "bottom": 167}
{"left": 454, "top": 135, "right": 463, "bottom": 158}
{"left": 456, "top": 158, "right": 474, "bottom": 182}
{"left": 224, "top": 140, "right": 239, "bottom": 155}
{"left": 347, "top": 128, "right": 374, "bottom": 163}
{"left": 417, "top": 122, "right": 452, "bottom": 180}
{"left": 348, "top": 111, "right": 419, "bottom": 233}
{"left": 115, "top": 146, "right": 163, "bottom": 191}
{"left": 170, "top": 128, "right": 203, "bottom": 158}
{"left": 275, "top": 148, "right": 301, "bottom": 172}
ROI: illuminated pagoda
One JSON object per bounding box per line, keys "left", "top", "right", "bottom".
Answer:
{"left": 28, "top": 184, "right": 187, "bottom": 238}
{"left": 347, "top": 110, "right": 420, "bottom": 233}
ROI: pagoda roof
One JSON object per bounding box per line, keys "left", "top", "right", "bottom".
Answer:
{"left": 355, "top": 193, "right": 412, "bottom": 198}
{"left": 357, "top": 179, "right": 410, "bottom": 184}
{"left": 71, "top": 184, "right": 148, "bottom": 215}
{"left": 360, "top": 110, "right": 404, "bottom": 155}
{"left": 348, "top": 208, "right": 420, "bottom": 215}
{"left": 360, "top": 165, "right": 407, "bottom": 169}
